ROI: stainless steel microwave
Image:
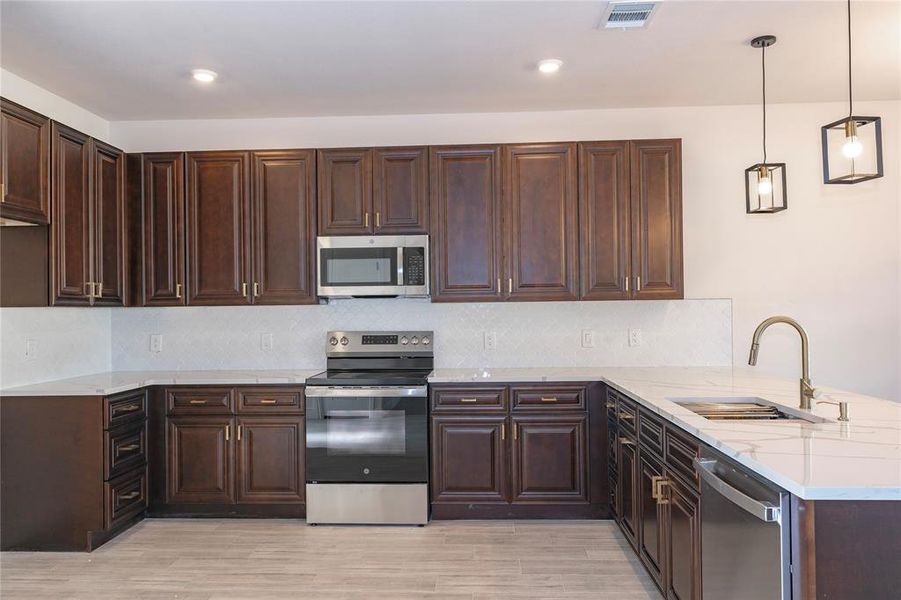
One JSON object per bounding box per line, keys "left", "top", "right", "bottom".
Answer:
{"left": 316, "top": 235, "right": 429, "bottom": 298}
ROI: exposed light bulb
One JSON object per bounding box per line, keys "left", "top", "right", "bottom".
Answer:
{"left": 191, "top": 69, "right": 218, "bottom": 83}
{"left": 842, "top": 135, "right": 863, "bottom": 159}
{"left": 757, "top": 176, "right": 773, "bottom": 195}
{"left": 537, "top": 59, "right": 563, "bottom": 74}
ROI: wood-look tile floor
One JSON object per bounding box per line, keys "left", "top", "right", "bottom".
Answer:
{"left": 0, "top": 519, "right": 660, "bottom": 600}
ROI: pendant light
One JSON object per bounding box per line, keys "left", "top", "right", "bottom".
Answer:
{"left": 745, "top": 35, "right": 787, "bottom": 214}
{"left": 821, "top": 0, "right": 884, "bottom": 184}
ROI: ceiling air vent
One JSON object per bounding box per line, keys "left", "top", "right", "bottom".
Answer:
{"left": 600, "top": 1, "right": 659, "bottom": 30}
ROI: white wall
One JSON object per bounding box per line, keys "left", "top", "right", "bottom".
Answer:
{"left": 110, "top": 100, "right": 900, "bottom": 399}
{"left": 0, "top": 68, "right": 111, "bottom": 142}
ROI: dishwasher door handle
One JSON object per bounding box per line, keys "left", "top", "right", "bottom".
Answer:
{"left": 694, "top": 457, "right": 782, "bottom": 523}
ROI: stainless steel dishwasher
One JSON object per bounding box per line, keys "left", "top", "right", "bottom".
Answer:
{"left": 694, "top": 447, "right": 791, "bottom": 599}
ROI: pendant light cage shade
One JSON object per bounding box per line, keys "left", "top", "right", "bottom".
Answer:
{"left": 821, "top": 115, "right": 884, "bottom": 184}
{"left": 746, "top": 162, "right": 787, "bottom": 213}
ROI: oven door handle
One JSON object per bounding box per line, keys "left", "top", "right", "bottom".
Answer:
{"left": 304, "top": 386, "right": 427, "bottom": 398}
{"left": 694, "top": 457, "right": 782, "bottom": 523}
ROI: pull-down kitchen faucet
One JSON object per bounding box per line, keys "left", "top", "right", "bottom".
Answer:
{"left": 748, "top": 316, "right": 819, "bottom": 410}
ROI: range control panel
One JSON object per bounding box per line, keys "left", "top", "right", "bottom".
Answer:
{"left": 326, "top": 331, "right": 434, "bottom": 355}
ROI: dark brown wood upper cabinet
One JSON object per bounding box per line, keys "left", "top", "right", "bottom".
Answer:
{"left": 251, "top": 150, "right": 317, "bottom": 304}
{"left": 236, "top": 416, "right": 305, "bottom": 503}
{"left": 579, "top": 141, "right": 631, "bottom": 300}
{"left": 50, "top": 123, "right": 93, "bottom": 305}
{"left": 317, "top": 148, "right": 371, "bottom": 235}
{"left": 91, "top": 139, "right": 126, "bottom": 306}
{"left": 510, "top": 413, "right": 588, "bottom": 503}
{"left": 503, "top": 143, "right": 579, "bottom": 301}
{"left": 1, "top": 99, "right": 50, "bottom": 224}
{"left": 429, "top": 145, "right": 503, "bottom": 301}
{"left": 185, "top": 151, "right": 252, "bottom": 305}
{"left": 372, "top": 146, "right": 428, "bottom": 233}
{"left": 142, "top": 153, "right": 186, "bottom": 306}
{"left": 630, "top": 139, "right": 683, "bottom": 300}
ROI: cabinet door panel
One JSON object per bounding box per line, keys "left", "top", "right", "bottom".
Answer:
{"left": 504, "top": 143, "right": 578, "bottom": 301}
{"left": 236, "top": 416, "right": 304, "bottom": 503}
{"left": 317, "top": 149, "right": 371, "bottom": 235}
{"left": 638, "top": 451, "right": 666, "bottom": 588}
{"left": 143, "top": 153, "right": 186, "bottom": 306}
{"left": 579, "top": 141, "right": 630, "bottom": 300}
{"left": 252, "top": 150, "right": 316, "bottom": 304}
{"left": 665, "top": 474, "right": 701, "bottom": 600}
{"left": 631, "top": 140, "right": 683, "bottom": 299}
{"left": 186, "top": 151, "right": 251, "bottom": 305}
{"left": 167, "top": 416, "right": 234, "bottom": 504}
{"left": 373, "top": 146, "right": 428, "bottom": 233}
{"left": 91, "top": 140, "right": 126, "bottom": 306}
{"left": 429, "top": 146, "right": 503, "bottom": 301}
{"left": 50, "top": 123, "right": 92, "bottom": 305}
{"left": 511, "top": 414, "right": 587, "bottom": 503}
{"left": 0, "top": 99, "right": 49, "bottom": 224}
{"left": 431, "top": 415, "right": 507, "bottom": 503}
{"left": 617, "top": 434, "right": 639, "bottom": 548}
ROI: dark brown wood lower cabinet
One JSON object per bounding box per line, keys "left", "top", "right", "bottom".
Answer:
{"left": 638, "top": 451, "right": 666, "bottom": 588}
{"left": 511, "top": 414, "right": 587, "bottom": 503}
{"left": 664, "top": 473, "right": 701, "bottom": 600}
{"left": 431, "top": 415, "right": 507, "bottom": 503}
{"left": 236, "top": 416, "right": 305, "bottom": 503}
{"left": 617, "top": 433, "right": 639, "bottom": 547}
{"left": 167, "top": 416, "right": 235, "bottom": 504}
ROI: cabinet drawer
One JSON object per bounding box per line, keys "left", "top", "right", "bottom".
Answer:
{"left": 237, "top": 386, "right": 304, "bottom": 414}
{"left": 104, "top": 467, "right": 147, "bottom": 529}
{"left": 104, "top": 389, "right": 147, "bottom": 429}
{"left": 606, "top": 389, "right": 618, "bottom": 419}
{"left": 104, "top": 422, "right": 147, "bottom": 480}
{"left": 638, "top": 411, "right": 664, "bottom": 458}
{"left": 617, "top": 396, "right": 638, "bottom": 434}
{"left": 511, "top": 385, "right": 586, "bottom": 411}
{"left": 430, "top": 387, "right": 507, "bottom": 413}
{"left": 665, "top": 426, "right": 700, "bottom": 490}
{"left": 166, "top": 387, "right": 234, "bottom": 415}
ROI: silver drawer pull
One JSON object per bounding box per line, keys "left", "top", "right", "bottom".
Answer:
{"left": 118, "top": 491, "right": 140, "bottom": 500}
{"left": 540, "top": 397, "right": 558, "bottom": 403}
{"left": 259, "top": 399, "right": 278, "bottom": 405}
{"left": 119, "top": 444, "right": 140, "bottom": 452}
{"left": 459, "top": 398, "right": 478, "bottom": 403}
{"left": 189, "top": 399, "right": 207, "bottom": 405}
{"left": 115, "top": 404, "right": 141, "bottom": 413}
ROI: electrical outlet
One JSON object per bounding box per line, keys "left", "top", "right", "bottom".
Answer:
{"left": 24, "top": 338, "right": 37, "bottom": 360}
{"left": 484, "top": 331, "right": 498, "bottom": 350}
{"left": 150, "top": 334, "right": 163, "bottom": 353}
{"left": 628, "top": 328, "right": 643, "bottom": 347}
{"left": 581, "top": 330, "right": 595, "bottom": 348}
{"left": 261, "top": 333, "right": 274, "bottom": 351}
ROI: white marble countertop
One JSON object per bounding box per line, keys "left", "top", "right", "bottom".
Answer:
{"left": 3, "top": 366, "right": 899, "bottom": 500}
{"left": 0, "top": 369, "right": 322, "bottom": 397}
{"left": 430, "top": 366, "right": 901, "bottom": 501}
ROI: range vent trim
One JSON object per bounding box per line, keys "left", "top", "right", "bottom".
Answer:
{"left": 600, "top": 1, "right": 659, "bottom": 29}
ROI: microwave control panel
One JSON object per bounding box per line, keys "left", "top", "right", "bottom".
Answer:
{"left": 403, "top": 248, "right": 426, "bottom": 286}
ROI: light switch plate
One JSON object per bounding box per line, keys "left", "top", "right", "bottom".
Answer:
{"left": 628, "top": 328, "right": 643, "bottom": 347}
{"left": 150, "top": 334, "right": 163, "bottom": 353}
{"left": 581, "top": 330, "right": 595, "bottom": 348}
{"left": 261, "top": 333, "right": 274, "bottom": 351}
{"left": 24, "top": 338, "right": 37, "bottom": 360}
{"left": 484, "top": 331, "right": 497, "bottom": 350}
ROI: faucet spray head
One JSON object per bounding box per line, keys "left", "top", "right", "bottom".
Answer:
{"left": 748, "top": 342, "right": 760, "bottom": 366}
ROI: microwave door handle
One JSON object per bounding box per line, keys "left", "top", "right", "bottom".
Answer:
{"left": 397, "top": 247, "right": 405, "bottom": 287}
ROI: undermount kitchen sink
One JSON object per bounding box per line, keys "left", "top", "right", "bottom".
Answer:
{"left": 668, "top": 397, "right": 830, "bottom": 423}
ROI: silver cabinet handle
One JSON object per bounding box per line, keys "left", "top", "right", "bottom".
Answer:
{"left": 175, "top": 283, "right": 183, "bottom": 299}
{"left": 636, "top": 276, "right": 642, "bottom": 292}
{"left": 507, "top": 278, "right": 512, "bottom": 294}
{"left": 253, "top": 282, "right": 261, "bottom": 297}
{"left": 364, "top": 212, "right": 369, "bottom": 228}
{"left": 241, "top": 283, "right": 248, "bottom": 298}
{"left": 694, "top": 457, "right": 781, "bottom": 523}
{"left": 375, "top": 212, "right": 380, "bottom": 228}
{"left": 625, "top": 277, "right": 629, "bottom": 292}
{"left": 497, "top": 278, "right": 501, "bottom": 296}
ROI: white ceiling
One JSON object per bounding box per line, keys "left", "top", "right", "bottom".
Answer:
{"left": 1, "top": 1, "right": 899, "bottom": 121}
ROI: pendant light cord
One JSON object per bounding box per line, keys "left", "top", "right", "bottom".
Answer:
{"left": 761, "top": 42, "right": 767, "bottom": 163}
{"left": 847, "top": 0, "right": 853, "bottom": 117}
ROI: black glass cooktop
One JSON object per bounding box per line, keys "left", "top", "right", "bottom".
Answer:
{"left": 305, "top": 369, "right": 431, "bottom": 387}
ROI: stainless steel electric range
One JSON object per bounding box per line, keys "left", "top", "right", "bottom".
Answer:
{"left": 304, "top": 330, "right": 433, "bottom": 525}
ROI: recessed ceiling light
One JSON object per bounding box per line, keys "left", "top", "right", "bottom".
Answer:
{"left": 537, "top": 59, "right": 563, "bottom": 74}
{"left": 191, "top": 69, "right": 218, "bottom": 83}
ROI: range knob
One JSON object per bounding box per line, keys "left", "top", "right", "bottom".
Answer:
{"left": 422, "top": 336, "right": 431, "bottom": 346}
{"left": 340, "top": 336, "right": 349, "bottom": 346}
{"left": 400, "top": 336, "right": 409, "bottom": 345}
{"left": 329, "top": 336, "right": 338, "bottom": 346}
{"left": 411, "top": 336, "right": 419, "bottom": 345}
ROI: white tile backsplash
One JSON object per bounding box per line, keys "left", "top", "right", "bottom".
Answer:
{"left": 0, "top": 307, "right": 112, "bottom": 388}
{"left": 110, "top": 299, "right": 732, "bottom": 371}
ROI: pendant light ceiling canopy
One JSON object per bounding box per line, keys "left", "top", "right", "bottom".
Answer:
{"left": 821, "top": 0, "right": 884, "bottom": 184}
{"left": 746, "top": 34, "right": 787, "bottom": 214}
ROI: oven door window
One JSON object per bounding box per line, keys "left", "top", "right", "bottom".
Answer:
{"left": 320, "top": 247, "right": 398, "bottom": 287}
{"left": 305, "top": 395, "right": 428, "bottom": 483}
